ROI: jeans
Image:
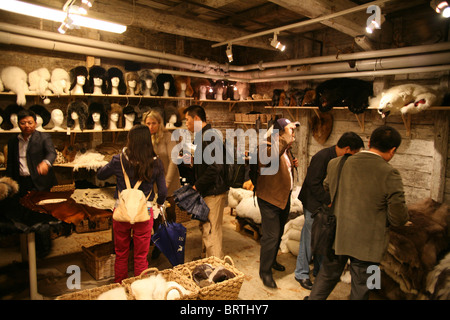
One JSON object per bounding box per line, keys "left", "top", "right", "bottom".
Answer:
{"left": 295, "top": 208, "right": 322, "bottom": 280}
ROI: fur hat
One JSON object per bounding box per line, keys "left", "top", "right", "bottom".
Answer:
{"left": 86, "top": 102, "right": 108, "bottom": 129}
{"left": 1, "top": 104, "right": 25, "bottom": 130}
{"left": 29, "top": 104, "right": 51, "bottom": 127}
{"left": 0, "top": 177, "right": 19, "bottom": 201}
{"left": 192, "top": 78, "right": 211, "bottom": 100}
{"left": 156, "top": 73, "right": 176, "bottom": 97}
{"left": 174, "top": 75, "right": 194, "bottom": 97}
{"left": 125, "top": 71, "right": 141, "bottom": 95}
{"left": 1, "top": 66, "right": 29, "bottom": 106}
{"left": 107, "top": 103, "right": 123, "bottom": 128}
{"left": 122, "top": 105, "right": 137, "bottom": 127}
{"left": 88, "top": 66, "right": 107, "bottom": 94}
{"left": 28, "top": 68, "right": 51, "bottom": 96}
{"left": 309, "top": 111, "right": 333, "bottom": 145}
{"left": 67, "top": 101, "right": 89, "bottom": 130}
{"left": 69, "top": 66, "right": 89, "bottom": 92}
{"left": 138, "top": 69, "right": 158, "bottom": 95}
{"left": 49, "top": 68, "right": 70, "bottom": 95}
{"left": 107, "top": 67, "right": 127, "bottom": 95}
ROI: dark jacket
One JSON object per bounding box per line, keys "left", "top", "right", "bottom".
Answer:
{"left": 192, "top": 124, "right": 228, "bottom": 197}
{"left": 97, "top": 152, "right": 167, "bottom": 206}
{"left": 298, "top": 145, "right": 336, "bottom": 213}
{"left": 6, "top": 130, "right": 57, "bottom": 191}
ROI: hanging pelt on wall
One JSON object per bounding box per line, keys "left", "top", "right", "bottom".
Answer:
{"left": 379, "top": 198, "right": 449, "bottom": 300}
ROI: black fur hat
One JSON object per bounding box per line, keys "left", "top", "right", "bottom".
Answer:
{"left": 66, "top": 101, "right": 89, "bottom": 130}
{"left": 69, "top": 66, "right": 89, "bottom": 92}
{"left": 122, "top": 105, "right": 137, "bottom": 127}
{"left": 88, "top": 66, "right": 108, "bottom": 94}
{"left": 107, "top": 67, "right": 127, "bottom": 95}
{"left": 86, "top": 102, "right": 108, "bottom": 129}
{"left": 1, "top": 104, "right": 25, "bottom": 130}
{"left": 139, "top": 69, "right": 158, "bottom": 95}
{"left": 156, "top": 73, "right": 176, "bottom": 97}
{"left": 29, "top": 104, "right": 51, "bottom": 127}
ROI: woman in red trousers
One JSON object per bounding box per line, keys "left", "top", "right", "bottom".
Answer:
{"left": 97, "top": 124, "right": 167, "bottom": 283}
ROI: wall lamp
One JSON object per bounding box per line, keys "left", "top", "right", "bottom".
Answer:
{"left": 0, "top": 0, "right": 127, "bottom": 34}
{"left": 431, "top": 0, "right": 450, "bottom": 18}
{"left": 270, "top": 32, "right": 286, "bottom": 51}
{"left": 226, "top": 43, "right": 233, "bottom": 63}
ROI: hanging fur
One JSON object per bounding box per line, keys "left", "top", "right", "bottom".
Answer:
{"left": 1, "top": 66, "right": 29, "bottom": 106}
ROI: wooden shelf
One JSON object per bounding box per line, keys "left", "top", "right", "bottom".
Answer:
{"left": 0, "top": 92, "right": 194, "bottom": 100}
{"left": 195, "top": 99, "right": 271, "bottom": 111}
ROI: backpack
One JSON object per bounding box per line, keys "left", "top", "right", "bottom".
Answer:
{"left": 113, "top": 153, "right": 151, "bottom": 224}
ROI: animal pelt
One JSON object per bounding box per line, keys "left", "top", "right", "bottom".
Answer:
{"left": 192, "top": 264, "right": 236, "bottom": 288}
{"left": 301, "top": 89, "right": 316, "bottom": 106}
{"left": 309, "top": 111, "right": 333, "bottom": 145}
{"left": 272, "top": 89, "right": 286, "bottom": 107}
{"left": 97, "top": 286, "right": 128, "bottom": 300}
{"left": 379, "top": 198, "right": 449, "bottom": 300}
{"left": 315, "top": 78, "right": 373, "bottom": 113}
{"left": 1, "top": 66, "right": 29, "bottom": 106}
{"left": 48, "top": 68, "right": 70, "bottom": 95}
{"left": 426, "top": 251, "right": 450, "bottom": 300}
{"left": 0, "top": 177, "right": 19, "bottom": 201}
{"left": 376, "top": 84, "right": 443, "bottom": 118}
{"left": 28, "top": 68, "right": 52, "bottom": 96}
{"left": 130, "top": 274, "right": 190, "bottom": 300}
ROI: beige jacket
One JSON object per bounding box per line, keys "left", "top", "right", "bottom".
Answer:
{"left": 154, "top": 131, "right": 181, "bottom": 196}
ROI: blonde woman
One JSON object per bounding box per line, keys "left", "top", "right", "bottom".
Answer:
{"left": 143, "top": 110, "right": 182, "bottom": 258}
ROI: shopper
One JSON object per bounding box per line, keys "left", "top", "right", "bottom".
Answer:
{"left": 295, "top": 132, "right": 364, "bottom": 290}
{"left": 97, "top": 124, "right": 167, "bottom": 283}
{"left": 308, "top": 125, "right": 410, "bottom": 300}
{"left": 256, "top": 118, "right": 299, "bottom": 288}
{"left": 6, "top": 109, "right": 57, "bottom": 197}
{"left": 143, "top": 110, "right": 181, "bottom": 259}
{"left": 183, "top": 105, "right": 228, "bottom": 259}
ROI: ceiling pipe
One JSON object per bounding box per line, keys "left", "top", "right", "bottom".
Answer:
{"left": 232, "top": 51, "right": 450, "bottom": 80}
{"left": 2, "top": 22, "right": 450, "bottom": 74}
{"left": 248, "top": 65, "right": 450, "bottom": 83}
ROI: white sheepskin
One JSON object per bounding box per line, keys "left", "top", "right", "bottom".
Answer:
{"left": 97, "top": 286, "right": 128, "bottom": 300}
{"left": 235, "top": 197, "right": 261, "bottom": 223}
{"left": 48, "top": 68, "right": 70, "bottom": 95}
{"left": 28, "top": 68, "right": 52, "bottom": 96}
{"left": 1, "top": 66, "right": 29, "bottom": 105}
{"left": 280, "top": 215, "right": 304, "bottom": 254}
{"left": 130, "top": 274, "right": 190, "bottom": 300}
{"left": 71, "top": 150, "right": 108, "bottom": 171}
{"left": 377, "top": 83, "right": 442, "bottom": 117}
{"left": 228, "top": 187, "right": 254, "bottom": 209}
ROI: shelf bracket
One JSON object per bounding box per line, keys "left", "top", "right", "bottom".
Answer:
{"left": 229, "top": 102, "right": 237, "bottom": 112}
{"left": 354, "top": 113, "right": 365, "bottom": 132}
{"left": 401, "top": 113, "right": 412, "bottom": 137}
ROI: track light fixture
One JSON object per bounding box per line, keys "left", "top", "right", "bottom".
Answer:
{"left": 365, "top": 19, "right": 380, "bottom": 33}
{"left": 226, "top": 44, "right": 233, "bottom": 63}
{"left": 431, "top": 0, "right": 450, "bottom": 18}
{"left": 270, "top": 32, "right": 286, "bottom": 52}
{"left": 0, "top": 0, "right": 126, "bottom": 34}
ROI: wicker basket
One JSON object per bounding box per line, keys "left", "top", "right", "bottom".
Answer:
{"left": 122, "top": 267, "right": 199, "bottom": 300}
{"left": 82, "top": 242, "right": 116, "bottom": 280}
{"left": 56, "top": 283, "right": 130, "bottom": 300}
{"left": 174, "top": 255, "right": 245, "bottom": 300}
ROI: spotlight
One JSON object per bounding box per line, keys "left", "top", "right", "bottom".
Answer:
{"left": 58, "top": 15, "right": 75, "bottom": 34}
{"left": 226, "top": 44, "right": 233, "bottom": 63}
{"left": 365, "top": 19, "right": 380, "bottom": 34}
{"left": 431, "top": 0, "right": 450, "bottom": 18}
{"left": 270, "top": 32, "right": 285, "bottom": 51}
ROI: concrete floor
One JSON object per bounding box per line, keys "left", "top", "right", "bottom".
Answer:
{"left": 0, "top": 207, "right": 352, "bottom": 300}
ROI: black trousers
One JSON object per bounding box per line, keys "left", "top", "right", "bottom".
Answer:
{"left": 257, "top": 195, "right": 290, "bottom": 275}
{"left": 309, "top": 252, "right": 379, "bottom": 300}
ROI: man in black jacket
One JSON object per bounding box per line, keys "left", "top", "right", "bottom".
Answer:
{"left": 184, "top": 105, "right": 228, "bottom": 258}
{"left": 294, "top": 132, "right": 363, "bottom": 290}
{"left": 6, "top": 109, "right": 57, "bottom": 197}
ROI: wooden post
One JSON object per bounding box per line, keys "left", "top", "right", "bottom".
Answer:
{"left": 430, "top": 111, "right": 449, "bottom": 202}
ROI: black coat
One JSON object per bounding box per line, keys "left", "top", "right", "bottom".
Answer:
{"left": 6, "top": 130, "right": 57, "bottom": 192}
{"left": 192, "top": 124, "right": 228, "bottom": 197}
{"left": 298, "top": 145, "right": 336, "bottom": 213}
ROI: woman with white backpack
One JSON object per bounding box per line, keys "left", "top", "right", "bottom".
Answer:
{"left": 97, "top": 124, "right": 167, "bottom": 283}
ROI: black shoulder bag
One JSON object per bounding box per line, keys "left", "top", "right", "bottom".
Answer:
{"left": 311, "top": 154, "right": 350, "bottom": 259}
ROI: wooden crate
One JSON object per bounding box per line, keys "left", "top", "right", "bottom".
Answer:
{"left": 82, "top": 242, "right": 116, "bottom": 280}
